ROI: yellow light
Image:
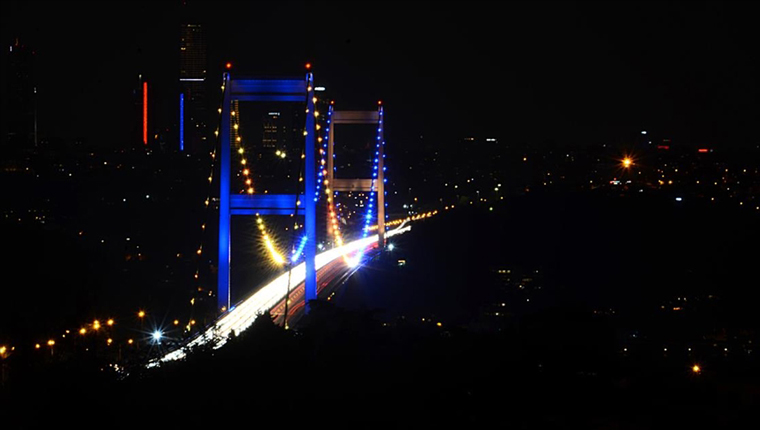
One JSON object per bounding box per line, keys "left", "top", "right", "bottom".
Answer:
{"left": 138, "top": 310, "right": 146, "bottom": 318}
{"left": 218, "top": 108, "right": 222, "bottom": 114}
{"left": 436, "top": 322, "right": 442, "bottom": 327}
{"left": 174, "top": 319, "right": 180, "bottom": 326}
{"left": 47, "top": 340, "right": 55, "bottom": 346}
{"left": 276, "top": 150, "right": 281, "bottom": 156}
{"left": 190, "top": 320, "right": 196, "bottom": 325}
{"left": 233, "top": 124, "right": 239, "bottom": 130}
{"left": 214, "top": 130, "right": 219, "bottom": 137}
{"left": 264, "top": 235, "right": 285, "bottom": 265}
{"left": 79, "top": 328, "right": 87, "bottom": 335}
{"left": 128, "top": 339, "right": 134, "bottom": 345}
{"left": 231, "top": 111, "right": 236, "bottom": 116}
{"left": 238, "top": 148, "right": 244, "bottom": 154}
{"left": 692, "top": 364, "right": 701, "bottom": 373}
{"left": 241, "top": 159, "right": 247, "bottom": 165}
{"left": 0, "top": 346, "right": 6, "bottom": 356}
{"left": 107, "top": 338, "right": 113, "bottom": 345}
{"left": 93, "top": 320, "right": 101, "bottom": 330}
{"left": 197, "top": 248, "right": 202, "bottom": 255}
{"left": 247, "top": 187, "right": 254, "bottom": 194}
{"left": 622, "top": 157, "right": 633, "bottom": 168}
{"left": 243, "top": 169, "right": 249, "bottom": 175}
{"left": 107, "top": 319, "right": 114, "bottom": 326}
{"left": 35, "top": 344, "right": 40, "bottom": 349}
{"left": 245, "top": 179, "right": 252, "bottom": 185}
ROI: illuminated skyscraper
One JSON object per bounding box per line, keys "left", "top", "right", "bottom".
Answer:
{"left": 179, "top": 23, "right": 207, "bottom": 151}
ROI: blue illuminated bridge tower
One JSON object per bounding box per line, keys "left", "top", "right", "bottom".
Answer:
{"left": 216, "top": 70, "right": 389, "bottom": 319}
{"left": 217, "top": 72, "right": 317, "bottom": 313}
{"left": 326, "top": 105, "right": 386, "bottom": 246}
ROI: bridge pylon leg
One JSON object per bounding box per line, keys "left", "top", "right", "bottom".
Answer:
{"left": 304, "top": 73, "right": 317, "bottom": 312}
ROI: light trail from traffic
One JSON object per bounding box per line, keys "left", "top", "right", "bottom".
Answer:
{"left": 154, "top": 223, "right": 411, "bottom": 365}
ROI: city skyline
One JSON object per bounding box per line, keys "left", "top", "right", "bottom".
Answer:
{"left": 2, "top": 1, "right": 758, "bottom": 152}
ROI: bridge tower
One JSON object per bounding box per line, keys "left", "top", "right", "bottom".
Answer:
{"left": 217, "top": 71, "right": 317, "bottom": 313}
{"left": 326, "top": 103, "right": 386, "bottom": 247}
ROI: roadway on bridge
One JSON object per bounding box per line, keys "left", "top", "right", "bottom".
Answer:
{"left": 271, "top": 245, "right": 378, "bottom": 327}
{"left": 155, "top": 223, "right": 411, "bottom": 365}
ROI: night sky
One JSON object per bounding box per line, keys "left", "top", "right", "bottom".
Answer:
{"left": 2, "top": 1, "right": 758, "bottom": 149}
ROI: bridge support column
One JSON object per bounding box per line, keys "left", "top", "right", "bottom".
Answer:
{"left": 377, "top": 106, "right": 385, "bottom": 248}
{"left": 304, "top": 74, "right": 317, "bottom": 311}
{"left": 217, "top": 72, "right": 317, "bottom": 315}
{"left": 218, "top": 73, "right": 232, "bottom": 312}
{"left": 326, "top": 106, "right": 386, "bottom": 247}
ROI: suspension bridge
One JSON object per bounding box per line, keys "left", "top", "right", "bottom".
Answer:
{"left": 156, "top": 67, "right": 421, "bottom": 364}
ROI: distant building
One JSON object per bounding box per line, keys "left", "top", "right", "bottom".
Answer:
{"left": 179, "top": 23, "right": 208, "bottom": 152}
{"left": 5, "top": 39, "right": 36, "bottom": 153}
{"left": 253, "top": 109, "right": 302, "bottom": 193}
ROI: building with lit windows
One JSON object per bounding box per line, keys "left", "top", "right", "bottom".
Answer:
{"left": 179, "top": 23, "right": 207, "bottom": 152}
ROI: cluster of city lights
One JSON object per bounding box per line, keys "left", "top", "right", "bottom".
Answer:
{"left": 0, "top": 308, "right": 203, "bottom": 358}
{"left": 367, "top": 210, "right": 438, "bottom": 231}
{"left": 187, "top": 74, "right": 228, "bottom": 313}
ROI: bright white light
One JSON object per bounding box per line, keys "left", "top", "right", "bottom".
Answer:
{"left": 314, "top": 86, "right": 326, "bottom": 92}
{"left": 154, "top": 224, "right": 411, "bottom": 365}
{"left": 641, "top": 130, "right": 647, "bottom": 135}
{"left": 388, "top": 243, "right": 395, "bottom": 251}
{"left": 152, "top": 331, "right": 163, "bottom": 341}
{"left": 675, "top": 197, "right": 683, "bottom": 202}
{"left": 345, "top": 255, "right": 361, "bottom": 268}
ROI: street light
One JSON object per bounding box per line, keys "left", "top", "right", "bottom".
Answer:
{"left": 622, "top": 157, "right": 633, "bottom": 169}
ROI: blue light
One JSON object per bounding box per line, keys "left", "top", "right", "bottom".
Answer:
{"left": 291, "top": 235, "right": 308, "bottom": 263}
{"left": 179, "top": 93, "right": 184, "bottom": 152}
{"left": 152, "top": 330, "right": 163, "bottom": 342}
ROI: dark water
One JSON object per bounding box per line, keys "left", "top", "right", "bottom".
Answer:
{"left": 338, "top": 191, "right": 760, "bottom": 329}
